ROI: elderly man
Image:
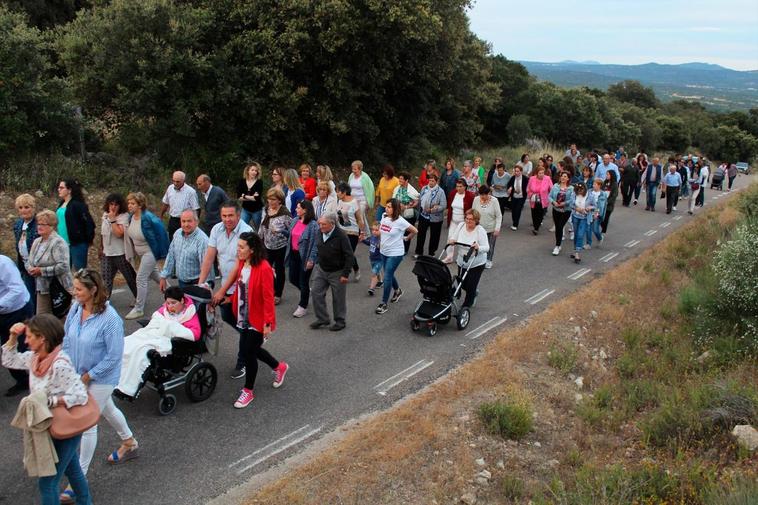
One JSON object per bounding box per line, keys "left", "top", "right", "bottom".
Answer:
{"left": 595, "top": 154, "right": 620, "bottom": 182}
{"left": 308, "top": 213, "right": 354, "bottom": 332}
{"left": 161, "top": 170, "right": 200, "bottom": 240}
{"left": 197, "top": 201, "right": 253, "bottom": 378}
{"left": 159, "top": 210, "right": 209, "bottom": 290}
{"left": 0, "top": 254, "right": 34, "bottom": 396}
{"left": 196, "top": 174, "right": 228, "bottom": 235}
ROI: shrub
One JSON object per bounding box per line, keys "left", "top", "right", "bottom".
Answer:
{"left": 704, "top": 477, "right": 758, "bottom": 505}
{"left": 547, "top": 341, "right": 578, "bottom": 374}
{"left": 478, "top": 398, "right": 533, "bottom": 440}
{"left": 641, "top": 396, "right": 700, "bottom": 448}
{"left": 500, "top": 475, "right": 525, "bottom": 501}
{"left": 713, "top": 219, "right": 758, "bottom": 317}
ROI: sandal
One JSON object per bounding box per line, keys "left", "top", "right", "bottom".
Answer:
{"left": 107, "top": 440, "right": 139, "bottom": 464}
{"left": 60, "top": 489, "right": 75, "bottom": 504}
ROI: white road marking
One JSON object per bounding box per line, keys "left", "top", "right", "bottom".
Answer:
{"left": 524, "top": 288, "right": 555, "bottom": 305}
{"left": 712, "top": 196, "right": 718, "bottom": 200}
{"left": 567, "top": 268, "right": 591, "bottom": 280}
{"left": 624, "top": 240, "right": 640, "bottom": 248}
{"left": 673, "top": 216, "right": 683, "bottom": 221}
{"left": 644, "top": 229, "right": 658, "bottom": 236}
{"left": 230, "top": 424, "right": 323, "bottom": 474}
{"left": 599, "top": 252, "right": 619, "bottom": 263}
{"left": 465, "top": 316, "right": 499, "bottom": 336}
{"left": 467, "top": 316, "right": 507, "bottom": 340}
{"left": 374, "top": 359, "right": 435, "bottom": 395}
{"left": 660, "top": 222, "right": 671, "bottom": 228}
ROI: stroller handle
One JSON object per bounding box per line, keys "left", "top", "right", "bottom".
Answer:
{"left": 441, "top": 241, "right": 476, "bottom": 263}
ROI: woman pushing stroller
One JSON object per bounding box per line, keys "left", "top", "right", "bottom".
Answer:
{"left": 445, "top": 209, "right": 489, "bottom": 309}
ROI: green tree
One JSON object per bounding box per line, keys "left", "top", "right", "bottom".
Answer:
{"left": 480, "top": 55, "right": 533, "bottom": 145}
{"left": 5, "top": 0, "right": 94, "bottom": 29}
{"left": 608, "top": 80, "right": 659, "bottom": 109}
{"left": 703, "top": 125, "right": 758, "bottom": 162}
{"left": 505, "top": 114, "right": 531, "bottom": 146}
{"left": 658, "top": 116, "right": 690, "bottom": 152}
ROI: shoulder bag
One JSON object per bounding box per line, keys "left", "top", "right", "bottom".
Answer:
{"left": 49, "top": 276, "right": 72, "bottom": 319}
{"left": 49, "top": 357, "right": 100, "bottom": 439}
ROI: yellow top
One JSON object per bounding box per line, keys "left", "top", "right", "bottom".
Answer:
{"left": 376, "top": 176, "right": 399, "bottom": 206}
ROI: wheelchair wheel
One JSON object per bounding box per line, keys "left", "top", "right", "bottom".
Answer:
{"left": 158, "top": 394, "right": 176, "bottom": 416}
{"left": 456, "top": 307, "right": 470, "bottom": 330}
{"left": 185, "top": 362, "right": 217, "bottom": 402}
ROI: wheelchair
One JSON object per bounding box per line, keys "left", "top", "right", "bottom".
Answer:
{"left": 114, "top": 286, "right": 219, "bottom": 415}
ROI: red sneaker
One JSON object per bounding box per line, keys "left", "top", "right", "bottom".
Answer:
{"left": 234, "top": 388, "right": 254, "bottom": 408}
{"left": 273, "top": 362, "right": 289, "bottom": 388}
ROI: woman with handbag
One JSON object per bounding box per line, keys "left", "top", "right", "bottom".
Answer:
{"left": 526, "top": 164, "right": 553, "bottom": 235}
{"left": 28, "top": 210, "right": 74, "bottom": 317}
{"left": 336, "top": 182, "right": 365, "bottom": 281}
{"left": 3, "top": 314, "right": 92, "bottom": 505}
{"left": 60, "top": 269, "right": 138, "bottom": 503}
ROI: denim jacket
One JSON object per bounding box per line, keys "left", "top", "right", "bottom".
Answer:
{"left": 548, "top": 185, "right": 576, "bottom": 213}
{"left": 13, "top": 217, "right": 38, "bottom": 270}
{"left": 285, "top": 218, "right": 319, "bottom": 269}
{"left": 126, "top": 210, "right": 170, "bottom": 261}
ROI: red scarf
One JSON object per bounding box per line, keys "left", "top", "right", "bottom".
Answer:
{"left": 31, "top": 345, "right": 62, "bottom": 378}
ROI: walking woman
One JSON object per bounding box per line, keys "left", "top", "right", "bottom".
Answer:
{"left": 56, "top": 179, "right": 95, "bottom": 270}
{"left": 299, "top": 163, "right": 317, "bottom": 201}
{"left": 28, "top": 210, "right": 73, "bottom": 316}
{"left": 375, "top": 198, "right": 417, "bottom": 315}
{"left": 312, "top": 181, "right": 338, "bottom": 219}
{"left": 414, "top": 173, "right": 447, "bottom": 258}
{"left": 237, "top": 162, "right": 264, "bottom": 229}
{"left": 124, "top": 192, "right": 169, "bottom": 320}
{"left": 316, "top": 164, "right": 336, "bottom": 197}
{"left": 375, "top": 164, "right": 400, "bottom": 223}
{"left": 14, "top": 194, "right": 39, "bottom": 311}
{"left": 336, "top": 182, "right": 366, "bottom": 280}
{"left": 460, "top": 160, "right": 480, "bottom": 195}
{"left": 212, "top": 232, "right": 289, "bottom": 409}
{"left": 727, "top": 161, "right": 738, "bottom": 191}
{"left": 634, "top": 153, "right": 648, "bottom": 204}
{"left": 600, "top": 170, "right": 619, "bottom": 235}
{"left": 348, "top": 160, "right": 375, "bottom": 233}
{"left": 61, "top": 269, "right": 137, "bottom": 503}
{"left": 490, "top": 163, "right": 511, "bottom": 215}
{"left": 526, "top": 165, "right": 553, "bottom": 235}
{"left": 258, "top": 188, "right": 292, "bottom": 305}
{"left": 447, "top": 179, "right": 474, "bottom": 238}
{"left": 446, "top": 209, "right": 489, "bottom": 308}
{"left": 570, "top": 183, "right": 593, "bottom": 264}
{"left": 506, "top": 165, "right": 528, "bottom": 230}
{"left": 472, "top": 185, "right": 502, "bottom": 269}
{"left": 287, "top": 200, "right": 319, "bottom": 318}
{"left": 100, "top": 193, "right": 137, "bottom": 299}
{"left": 283, "top": 169, "right": 306, "bottom": 217}
{"left": 3, "top": 314, "right": 92, "bottom": 505}
{"left": 588, "top": 178, "right": 608, "bottom": 247}
{"left": 548, "top": 172, "right": 576, "bottom": 256}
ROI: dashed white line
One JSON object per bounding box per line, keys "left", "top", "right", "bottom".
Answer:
{"left": 374, "top": 359, "right": 435, "bottom": 395}
{"left": 712, "top": 196, "right": 719, "bottom": 200}
{"left": 230, "top": 424, "right": 323, "bottom": 474}
{"left": 673, "top": 216, "right": 683, "bottom": 221}
{"left": 644, "top": 229, "right": 658, "bottom": 236}
{"left": 466, "top": 316, "right": 507, "bottom": 340}
{"left": 599, "top": 252, "right": 619, "bottom": 263}
{"left": 525, "top": 288, "right": 555, "bottom": 305}
{"left": 567, "top": 268, "right": 591, "bottom": 280}
{"left": 624, "top": 240, "right": 640, "bottom": 248}
{"left": 660, "top": 222, "right": 671, "bottom": 228}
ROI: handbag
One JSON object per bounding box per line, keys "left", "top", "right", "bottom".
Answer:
{"left": 50, "top": 391, "right": 100, "bottom": 439}
{"left": 691, "top": 182, "right": 700, "bottom": 191}
{"left": 49, "top": 276, "right": 72, "bottom": 319}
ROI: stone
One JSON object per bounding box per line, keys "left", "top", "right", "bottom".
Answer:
{"left": 590, "top": 310, "right": 598, "bottom": 319}
{"left": 475, "top": 477, "right": 489, "bottom": 485}
{"left": 696, "top": 351, "right": 712, "bottom": 364}
{"left": 460, "top": 493, "right": 477, "bottom": 505}
{"left": 477, "top": 470, "right": 492, "bottom": 480}
{"left": 475, "top": 458, "right": 486, "bottom": 467}
{"left": 575, "top": 393, "right": 583, "bottom": 402}
{"left": 731, "top": 425, "right": 758, "bottom": 451}
{"left": 534, "top": 441, "right": 542, "bottom": 448}
{"left": 599, "top": 349, "right": 608, "bottom": 359}
{"left": 574, "top": 376, "right": 584, "bottom": 389}
{"left": 547, "top": 459, "right": 559, "bottom": 467}
{"left": 568, "top": 373, "right": 576, "bottom": 381}
{"left": 496, "top": 460, "right": 505, "bottom": 469}
{"left": 573, "top": 326, "right": 582, "bottom": 337}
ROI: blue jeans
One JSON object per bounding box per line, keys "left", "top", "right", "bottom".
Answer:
{"left": 590, "top": 217, "right": 602, "bottom": 243}
{"left": 38, "top": 434, "right": 91, "bottom": 505}
{"left": 646, "top": 184, "right": 659, "bottom": 210}
{"left": 380, "top": 254, "right": 404, "bottom": 304}
{"left": 572, "top": 217, "right": 587, "bottom": 252}
{"left": 375, "top": 206, "right": 385, "bottom": 223}
{"left": 20, "top": 269, "right": 36, "bottom": 313}
{"left": 69, "top": 243, "right": 89, "bottom": 270}
{"left": 241, "top": 209, "right": 262, "bottom": 230}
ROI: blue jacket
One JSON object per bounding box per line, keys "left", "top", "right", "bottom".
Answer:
{"left": 590, "top": 190, "right": 608, "bottom": 220}
{"left": 548, "top": 185, "right": 576, "bottom": 213}
{"left": 287, "top": 188, "right": 306, "bottom": 217}
{"left": 130, "top": 210, "right": 169, "bottom": 260}
{"left": 13, "top": 217, "right": 38, "bottom": 270}
{"left": 285, "top": 218, "right": 319, "bottom": 269}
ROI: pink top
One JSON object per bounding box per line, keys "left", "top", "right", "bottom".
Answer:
{"left": 156, "top": 295, "right": 202, "bottom": 341}
{"left": 291, "top": 220, "right": 306, "bottom": 251}
{"left": 526, "top": 175, "right": 554, "bottom": 208}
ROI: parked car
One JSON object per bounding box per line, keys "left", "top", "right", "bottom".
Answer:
{"left": 736, "top": 162, "right": 750, "bottom": 175}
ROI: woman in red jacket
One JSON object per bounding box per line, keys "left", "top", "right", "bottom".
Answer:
{"left": 447, "top": 179, "right": 474, "bottom": 237}
{"left": 212, "top": 232, "right": 289, "bottom": 409}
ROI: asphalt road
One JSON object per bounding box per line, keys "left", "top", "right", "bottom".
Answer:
{"left": 0, "top": 177, "right": 752, "bottom": 505}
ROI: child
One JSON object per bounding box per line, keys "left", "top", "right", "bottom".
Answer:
{"left": 570, "top": 183, "right": 594, "bottom": 263}
{"left": 362, "top": 222, "right": 383, "bottom": 296}
{"left": 588, "top": 178, "right": 608, "bottom": 246}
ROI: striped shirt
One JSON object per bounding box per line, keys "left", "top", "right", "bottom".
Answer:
{"left": 63, "top": 301, "right": 124, "bottom": 386}
{"left": 162, "top": 184, "right": 200, "bottom": 218}
{"left": 160, "top": 227, "right": 209, "bottom": 282}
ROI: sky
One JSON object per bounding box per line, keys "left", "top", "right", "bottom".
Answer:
{"left": 467, "top": 0, "right": 758, "bottom": 71}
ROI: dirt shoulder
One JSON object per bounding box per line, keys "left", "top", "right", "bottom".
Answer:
{"left": 238, "top": 185, "right": 757, "bottom": 504}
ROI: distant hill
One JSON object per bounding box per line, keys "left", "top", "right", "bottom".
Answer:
{"left": 519, "top": 60, "right": 758, "bottom": 111}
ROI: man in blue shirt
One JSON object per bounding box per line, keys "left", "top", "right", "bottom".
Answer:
{"left": 160, "top": 209, "right": 209, "bottom": 289}
{"left": 0, "top": 254, "right": 34, "bottom": 396}
{"left": 595, "top": 154, "right": 620, "bottom": 182}
{"left": 662, "top": 163, "right": 683, "bottom": 214}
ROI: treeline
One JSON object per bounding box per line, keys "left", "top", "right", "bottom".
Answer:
{"left": 2, "top": 0, "right": 758, "bottom": 179}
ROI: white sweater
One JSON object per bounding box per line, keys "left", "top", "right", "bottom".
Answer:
{"left": 449, "top": 223, "right": 489, "bottom": 268}
{"left": 472, "top": 196, "right": 503, "bottom": 233}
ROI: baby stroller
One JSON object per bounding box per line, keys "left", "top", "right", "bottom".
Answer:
{"left": 410, "top": 243, "right": 475, "bottom": 336}
{"left": 115, "top": 285, "right": 219, "bottom": 415}
{"left": 711, "top": 167, "right": 724, "bottom": 190}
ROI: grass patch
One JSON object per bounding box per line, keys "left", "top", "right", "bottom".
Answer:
{"left": 547, "top": 341, "right": 578, "bottom": 374}
{"left": 500, "top": 475, "right": 525, "bottom": 502}
{"left": 477, "top": 397, "right": 533, "bottom": 440}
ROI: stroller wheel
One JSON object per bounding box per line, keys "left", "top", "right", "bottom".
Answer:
{"left": 427, "top": 323, "right": 438, "bottom": 337}
{"left": 158, "top": 394, "right": 177, "bottom": 416}
{"left": 410, "top": 318, "right": 421, "bottom": 332}
{"left": 456, "top": 307, "right": 471, "bottom": 330}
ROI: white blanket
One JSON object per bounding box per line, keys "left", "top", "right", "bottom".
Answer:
{"left": 116, "top": 315, "right": 195, "bottom": 397}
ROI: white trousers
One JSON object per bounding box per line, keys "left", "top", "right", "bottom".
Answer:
{"left": 79, "top": 383, "right": 134, "bottom": 475}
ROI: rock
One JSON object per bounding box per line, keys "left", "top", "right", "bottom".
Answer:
{"left": 459, "top": 414, "right": 470, "bottom": 422}
{"left": 460, "top": 493, "right": 477, "bottom": 505}
{"left": 547, "top": 459, "right": 559, "bottom": 467}
{"left": 575, "top": 393, "right": 583, "bottom": 402}
{"left": 475, "top": 477, "right": 489, "bottom": 485}
{"left": 475, "top": 458, "right": 486, "bottom": 467}
{"left": 568, "top": 373, "right": 576, "bottom": 381}
{"left": 574, "top": 376, "right": 584, "bottom": 389}
{"left": 590, "top": 310, "right": 598, "bottom": 319}
{"left": 696, "top": 351, "right": 712, "bottom": 364}
{"left": 599, "top": 349, "right": 608, "bottom": 359}
{"left": 573, "top": 326, "right": 582, "bottom": 337}
{"left": 446, "top": 460, "right": 454, "bottom": 465}
{"left": 477, "top": 470, "right": 492, "bottom": 480}
{"left": 496, "top": 460, "right": 505, "bottom": 469}
{"left": 534, "top": 441, "right": 542, "bottom": 448}
{"left": 732, "top": 425, "right": 758, "bottom": 451}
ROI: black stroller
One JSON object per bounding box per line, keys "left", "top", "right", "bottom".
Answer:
{"left": 410, "top": 243, "right": 476, "bottom": 336}
{"left": 710, "top": 167, "right": 724, "bottom": 190}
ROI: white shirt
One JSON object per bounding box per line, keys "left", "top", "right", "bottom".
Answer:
{"left": 349, "top": 174, "right": 365, "bottom": 202}
{"left": 162, "top": 183, "right": 200, "bottom": 218}
{"left": 209, "top": 219, "right": 253, "bottom": 293}
{"left": 449, "top": 223, "right": 489, "bottom": 268}
{"left": 379, "top": 216, "right": 411, "bottom": 257}
{"left": 451, "top": 193, "right": 466, "bottom": 223}
{"left": 201, "top": 184, "right": 213, "bottom": 202}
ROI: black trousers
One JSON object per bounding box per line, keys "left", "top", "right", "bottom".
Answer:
{"left": 0, "top": 300, "right": 33, "bottom": 386}
{"left": 220, "top": 303, "right": 244, "bottom": 369}
{"left": 552, "top": 209, "right": 571, "bottom": 246}
{"left": 288, "top": 250, "right": 312, "bottom": 308}
{"left": 415, "top": 216, "right": 442, "bottom": 256}
{"left": 347, "top": 234, "right": 360, "bottom": 272}
{"left": 511, "top": 197, "right": 525, "bottom": 227}
{"left": 239, "top": 328, "right": 279, "bottom": 390}
{"left": 531, "top": 202, "right": 545, "bottom": 231}
{"left": 403, "top": 216, "right": 417, "bottom": 255}
{"left": 459, "top": 264, "right": 485, "bottom": 308}
{"left": 621, "top": 181, "right": 636, "bottom": 206}
{"left": 696, "top": 186, "right": 705, "bottom": 206}
{"left": 266, "top": 247, "right": 287, "bottom": 297}
{"left": 167, "top": 216, "right": 181, "bottom": 241}
{"left": 496, "top": 196, "right": 510, "bottom": 214}
{"left": 601, "top": 202, "right": 615, "bottom": 233}
{"left": 665, "top": 187, "right": 680, "bottom": 213}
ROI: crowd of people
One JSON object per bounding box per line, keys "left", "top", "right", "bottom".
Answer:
{"left": 0, "top": 148, "right": 737, "bottom": 504}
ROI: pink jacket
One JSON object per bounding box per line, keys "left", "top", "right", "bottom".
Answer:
{"left": 156, "top": 295, "right": 202, "bottom": 341}
{"left": 526, "top": 175, "right": 554, "bottom": 208}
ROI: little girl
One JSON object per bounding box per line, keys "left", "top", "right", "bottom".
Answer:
{"left": 588, "top": 178, "right": 608, "bottom": 247}
{"left": 570, "top": 183, "right": 595, "bottom": 263}
{"left": 362, "top": 222, "right": 383, "bottom": 296}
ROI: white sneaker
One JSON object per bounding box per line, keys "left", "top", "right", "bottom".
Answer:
{"left": 549, "top": 225, "right": 556, "bottom": 232}
{"left": 673, "top": 206, "right": 677, "bottom": 211}
{"left": 583, "top": 244, "right": 591, "bottom": 250}
{"left": 600, "top": 234, "right": 605, "bottom": 245}
{"left": 570, "top": 231, "right": 574, "bottom": 240}
{"left": 510, "top": 226, "right": 517, "bottom": 231}
{"left": 552, "top": 246, "right": 561, "bottom": 256}
{"left": 353, "top": 271, "right": 361, "bottom": 282}
{"left": 124, "top": 309, "right": 144, "bottom": 320}
{"left": 292, "top": 306, "right": 307, "bottom": 318}
{"left": 485, "top": 260, "right": 493, "bottom": 269}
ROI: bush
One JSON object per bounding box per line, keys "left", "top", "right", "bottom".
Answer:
{"left": 547, "top": 341, "right": 578, "bottom": 374}
{"left": 713, "top": 219, "right": 758, "bottom": 317}
{"left": 500, "top": 475, "right": 525, "bottom": 501}
{"left": 478, "top": 398, "right": 533, "bottom": 440}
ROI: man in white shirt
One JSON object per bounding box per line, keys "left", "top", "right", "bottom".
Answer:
{"left": 0, "top": 255, "right": 34, "bottom": 396}
{"left": 161, "top": 170, "right": 200, "bottom": 240}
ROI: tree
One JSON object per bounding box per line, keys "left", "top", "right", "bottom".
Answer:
{"left": 658, "top": 116, "right": 690, "bottom": 152}
{"left": 5, "top": 0, "right": 93, "bottom": 29}
{"left": 700, "top": 125, "right": 758, "bottom": 162}
{"left": 480, "top": 55, "right": 533, "bottom": 145}
{"left": 608, "top": 80, "right": 659, "bottom": 109}
{"left": 505, "top": 114, "right": 531, "bottom": 146}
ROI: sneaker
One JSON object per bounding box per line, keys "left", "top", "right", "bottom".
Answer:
{"left": 599, "top": 234, "right": 605, "bottom": 245}
{"left": 413, "top": 254, "right": 420, "bottom": 259}
{"left": 375, "top": 303, "right": 388, "bottom": 314}
{"left": 510, "top": 226, "right": 517, "bottom": 231}
{"left": 390, "top": 288, "right": 403, "bottom": 303}
{"left": 234, "top": 388, "right": 254, "bottom": 408}
{"left": 124, "top": 309, "right": 144, "bottom": 320}
{"left": 633, "top": 199, "right": 638, "bottom": 205}
{"left": 272, "top": 362, "right": 288, "bottom": 388}
{"left": 570, "top": 231, "right": 574, "bottom": 240}
{"left": 353, "top": 271, "right": 361, "bottom": 282}
{"left": 672, "top": 206, "right": 677, "bottom": 211}
{"left": 292, "top": 306, "right": 307, "bottom": 318}
{"left": 688, "top": 210, "right": 693, "bottom": 215}
{"left": 583, "top": 244, "right": 591, "bottom": 250}
{"left": 549, "top": 225, "right": 556, "bottom": 232}
{"left": 230, "top": 366, "right": 246, "bottom": 379}
{"left": 552, "top": 246, "right": 561, "bottom": 256}
{"left": 485, "top": 260, "right": 493, "bottom": 269}
{"left": 574, "top": 255, "right": 581, "bottom": 263}
{"left": 531, "top": 229, "right": 538, "bottom": 235}
{"left": 376, "top": 280, "right": 383, "bottom": 288}
{"left": 368, "top": 287, "right": 375, "bottom": 296}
